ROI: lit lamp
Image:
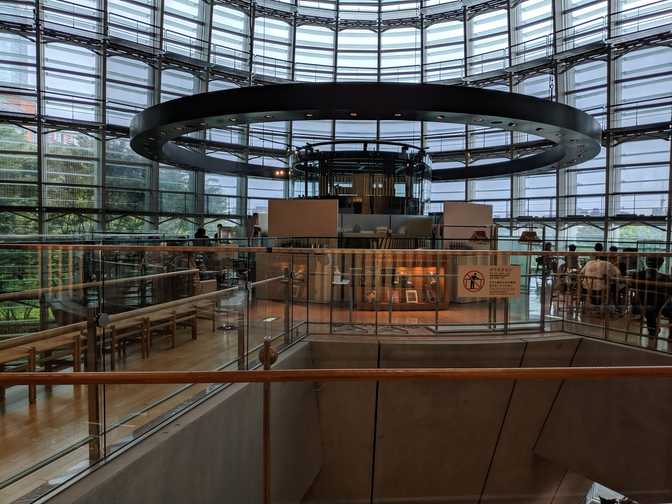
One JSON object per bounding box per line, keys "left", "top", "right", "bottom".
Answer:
{"left": 518, "top": 230, "right": 540, "bottom": 243}
{"left": 470, "top": 230, "right": 489, "bottom": 242}
{"left": 519, "top": 230, "right": 541, "bottom": 292}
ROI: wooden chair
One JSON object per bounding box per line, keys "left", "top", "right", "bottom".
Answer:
{"left": 145, "top": 307, "right": 198, "bottom": 356}
{"left": 0, "top": 346, "right": 36, "bottom": 404}
{"left": 580, "top": 275, "right": 608, "bottom": 313}
{"left": 623, "top": 287, "right": 644, "bottom": 338}
{"left": 29, "top": 330, "right": 86, "bottom": 395}
{"left": 104, "top": 320, "right": 146, "bottom": 370}
{"left": 195, "top": 300, "right": 216, "bottom": 333}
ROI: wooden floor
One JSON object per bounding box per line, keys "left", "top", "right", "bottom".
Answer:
{"left": 0, "top": 294, "right": 664, "bottom": 503}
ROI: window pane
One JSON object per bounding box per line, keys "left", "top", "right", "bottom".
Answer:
{"left": 0, "top": 32, "right": 36, "bottom": 114}
{"left": 211, "top": 5, "right": 249, "bottom": 71}
{"left": 44, "top": 43, "right": 99, "bottom": 121}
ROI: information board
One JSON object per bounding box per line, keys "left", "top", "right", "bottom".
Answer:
{"left": 457, "top": 265, "right": 521, "bottom": 298}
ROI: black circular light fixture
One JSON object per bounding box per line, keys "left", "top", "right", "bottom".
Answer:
{"left": 130, "top": 82, "right": 602, "bottom": 181}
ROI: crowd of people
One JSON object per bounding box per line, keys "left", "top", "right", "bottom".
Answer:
{"left": 538, "top": 241, "right": 672, "bottom": 338}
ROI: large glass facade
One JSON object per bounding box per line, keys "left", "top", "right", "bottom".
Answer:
{"left": 0, "top": 0, "right": 669, "bottom": 242}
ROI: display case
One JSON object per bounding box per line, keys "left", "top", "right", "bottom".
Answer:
{"left": 334, "top": 252, "right": 450, "bottom": 311}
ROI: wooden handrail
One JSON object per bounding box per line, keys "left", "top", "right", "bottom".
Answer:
{"left": 0, "top": 286, "right": 237, "bottom": 350}
{"left": 560, "top": 272, "right": 672, "bottom": 289}
{"left": 1, "top": 243, "right": 669, "bottom": 257}
{"left": 2, "top": 366, "right": 672, "bottom": 385}
{"left": 0, "top": 269, "right": 200, "bottom": 302}
{"left": 106, "top": 285, "right": 238, "bottom": 322}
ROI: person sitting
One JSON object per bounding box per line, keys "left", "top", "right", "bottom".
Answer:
{"left": 608, "top": 246, "right": 627, "bottom": 304}
{"left": 559, "top": 244, "right": 579, "bottom": 294}
{"left": 622, "top": 247, "right": 638, "bottom": 273}
{"left": 192, "top": 227, "right": 211, "bottom": 271}
{"left": 193, "top": 227, "right": 210, "bottom": 247}
{"left": 634, "top": 256, "right": 672, "bottom": 340}
{"left": 215, "top": 223, "right": 225, "bottom": 242}
{"left": 565, "top": 244, "right": 579, "bottom": 271}
{"left": 536, "top": 242, "right": 558, "bottom": 275}
{"left": 580, "top": 253, "right": 621, "bottom": 308}
{"left": 608, "top": 245, "right": 621, "bottom": 269}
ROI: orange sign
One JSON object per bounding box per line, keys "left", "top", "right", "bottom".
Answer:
{"left": 457, "top": 265, "right": 520, "bottom": 298}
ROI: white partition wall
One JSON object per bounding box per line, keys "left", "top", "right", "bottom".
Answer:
{"left": 268, "top": 200, "right": 338, "bottom": 238}
{"left": 442, "top": 202, "right": 494, "bottom": 244}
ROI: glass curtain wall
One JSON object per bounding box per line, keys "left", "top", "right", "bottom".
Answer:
{"left": 0, "top": 0, "right": 669, "bottom": 243}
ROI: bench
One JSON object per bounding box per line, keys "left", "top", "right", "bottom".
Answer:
{"left": 145, "top": 307, "right": 198, "bottom": 357}
{"left": 0, "top": 346, "right": 36, "bottom": 403}
{"left": 30, "top": 329, "right": 86, "bottom": 373}
{"left": 196, "top": 301, "right": 216, "bottom": 332}
{"left": 104, "top": 319, "right": 146, "bottom": 370}
{"left": 0, "top": 292, "right": 219, "bottom": 404}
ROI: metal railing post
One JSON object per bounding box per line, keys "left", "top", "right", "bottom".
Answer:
{"left": 540, "top": 261, "right": 547, "bottom": 333}
{"left": 373, "top": 255, "right": 378, "bottom": 336}
{"left": 283, "top": 265, "right": 291, "bottom": 346}
{"left": 329, "top": 257, "right": 334, "bottom": 335}
{"left": 504, "top": 298, "right": 510, "bottom": 335}
{"left": 237, "top": 277, "right": 248, "bottom": 370}
{"left": 260, "top": 337, "right": 277, "bottom": 504}
{"left": 86, "top": 307, "right": 101, "bottom": 463}
{"left": 434, "top": 254, "right": 440, "bottom": 333}
{"left": 306, "top": 253, "right": 310, "bottom": 337}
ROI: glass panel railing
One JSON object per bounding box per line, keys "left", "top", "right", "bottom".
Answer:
{"left": 0, "top": 244, "right": 98, "bottom": 502}
{"left": 3, "top": 243, "right": 672, "bottom": 500}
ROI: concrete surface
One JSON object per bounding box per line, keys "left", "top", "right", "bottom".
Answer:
{"left": 304, "top": 336, "right": 594, "bottom": 504}
{"left": 47, "top": 342, "right": 321, "bottom": 504}
{"left": 373, "top": 339, "right": 526, "bottom": 504}
{"left": 46, "top": 334, "right": 672, "bottom": 504}
{"left": 535, "top": 337, "right": 672, "bottom": 503}
{"left": 303, "top": 340, "right": 378, "bottom": 503}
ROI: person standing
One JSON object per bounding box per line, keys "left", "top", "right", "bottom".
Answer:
{"left": 565, "top": 244, "right": 579, "bottom": 271}
{"left": 215, "top": 223, "right": 225, "bottom": 241}
{"left": 635, "top": 256, "right": 671, "bottom": 341}
{"left": 536, "top": 242, "right": 558, "bottom": 275}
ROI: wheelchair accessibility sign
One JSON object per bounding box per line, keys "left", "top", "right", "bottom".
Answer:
{"left": 457, "top": 265, "right": 521, "bottom": 298}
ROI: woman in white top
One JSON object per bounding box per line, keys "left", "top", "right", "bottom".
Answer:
{"left": 580, "top": 255, "right": 621, "bottom": 307}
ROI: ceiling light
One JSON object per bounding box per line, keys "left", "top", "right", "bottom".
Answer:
{"left": 394, "top": 113, "right": 402, "bottom": 118}
{"left": 349, "top": 112, "right": 358, "bottom": 117}
{"left": 305, "top": 113, "right": 313, "bottom": 118}
{"left": 436, "top": 115, "right": 445, "bottom": 120}
{"left": 264, "top": 114, "right": 273, "bottom": 119}
{"left": 229, "top": 118, "right": 238, "bottom": 122}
